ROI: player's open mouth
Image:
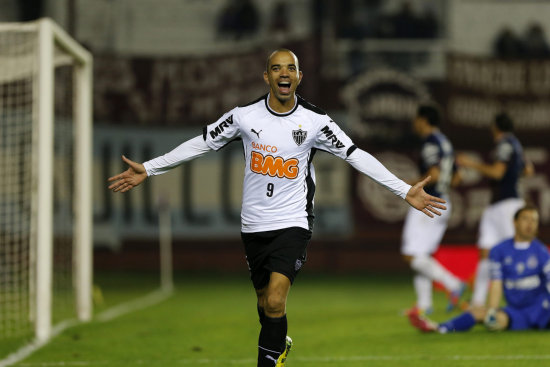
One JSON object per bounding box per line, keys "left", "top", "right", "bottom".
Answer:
{"left": 278, "top": 81, "right": 291, "bottom": 94}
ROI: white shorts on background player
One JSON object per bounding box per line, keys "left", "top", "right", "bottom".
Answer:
{"left": 478, "top": 197, "right": 524, "bottom": 250}
{"left": 401, "top": 199, "right": 451, "bottom": 257}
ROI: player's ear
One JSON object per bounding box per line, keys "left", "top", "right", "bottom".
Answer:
{"left": 263, "top": 71, "right": 270, "bottom": 85}
{"left": 297, "top": 71, "right": 303, "bottom": 85}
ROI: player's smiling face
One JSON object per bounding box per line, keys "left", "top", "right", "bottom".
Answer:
{"left": 264, "top": 51, "right": 302, "bottom": 105}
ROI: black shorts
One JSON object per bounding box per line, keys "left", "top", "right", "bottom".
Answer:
{"left": 241, "top": 227, "right": 312, "bottom": 290}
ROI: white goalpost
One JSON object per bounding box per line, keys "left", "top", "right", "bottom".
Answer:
{"left": 0, "top": 18, "right": 92, "bottom": 344}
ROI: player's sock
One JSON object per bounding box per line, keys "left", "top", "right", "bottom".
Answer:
{"left": 437, "top": 312, "right": 476, "bottom": 333}
{"left": 413, "top": 274, "right": 433, "bottom": 311}
{"left": 258, "top": 314, "right": 287, "bottom": 367}
{"left": 411, "top": 256, "right": 462, "bottom": 291}
{"left": 471, "top": 259, "right": 490, "bottom": 306}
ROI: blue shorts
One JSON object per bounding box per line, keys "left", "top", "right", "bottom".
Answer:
{"left": 503, "top": 295, "right": 550, "bottom": 330}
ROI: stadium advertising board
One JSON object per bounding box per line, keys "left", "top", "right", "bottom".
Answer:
{"left": 345, "top": 56, "right": 550, "bottom": 244}
{"left": 88, "top": 51, "right": 549, "bottom": 246}
{"left": 445, "top": 53, "right": 550, "bottom": 147}
{"left": 92, "top": 39, "right": 319, "bottom": 127}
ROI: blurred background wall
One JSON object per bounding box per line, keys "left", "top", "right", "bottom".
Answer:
{"left": 3, "top": 0, "right": 550, "bottom": 273}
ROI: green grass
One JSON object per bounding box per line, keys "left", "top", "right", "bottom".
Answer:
{"left": 4, "top": 272, "right": 550, "bottom": 367}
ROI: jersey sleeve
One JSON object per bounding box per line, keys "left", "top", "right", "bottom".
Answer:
{"left": 495, "top": 140, "right": 514, "bottom": 162}
{"left": 203, "top": 108, "right": 242, "bottom": 151}
{"left": 143, "top": 135, "right": 212, "bottom": 176}
{"left": 489, "top": 245, "right": 503, "bottom": 280}
{"left": 346, "top": 148, "right": 411, "bottom": 199}
{"left": 421, "top": 142, "right": 441, "bottom": 168}
{"left": 312, "top": 115, "right": 356, "bottom": 159}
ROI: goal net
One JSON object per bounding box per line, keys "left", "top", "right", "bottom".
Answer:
{"left": 0, "top": 18, "right": 92, "bottom": 347}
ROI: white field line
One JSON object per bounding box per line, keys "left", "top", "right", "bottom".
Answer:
{"left": 13, "top": 354, "right": 550, "bottom": 366}
{"left": 95, "top": 289, "right": 172, "bottom": 323}
{"left": 0, "top": 289, "right": 172, "bottom": 367}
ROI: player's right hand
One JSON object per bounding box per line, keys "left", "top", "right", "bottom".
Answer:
{"left": 107, "top": 155, "right": 148, "bottom": 193}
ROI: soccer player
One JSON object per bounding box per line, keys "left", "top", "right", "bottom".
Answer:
{"left": 402, "top": 104, "right": 465, "bottom": 315}
{"left": 457, "top": 112, "right": 534, "bottom": 307}
{"left": 108, "top": 49, "right": 446, "bottom": 367}
{"left": 408, "top": 205, "right": 550, "bottom": 333}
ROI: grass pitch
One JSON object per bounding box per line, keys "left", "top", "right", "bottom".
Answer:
{"left": 4, "top": 272, "right": 550, "bottom": 367}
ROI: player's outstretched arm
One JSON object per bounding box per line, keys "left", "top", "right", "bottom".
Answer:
{"left": 405, "top": 176, "right": 447, "bottom": 218}
{"left": 108, "top": 155, "right": 148, "bottom": 193}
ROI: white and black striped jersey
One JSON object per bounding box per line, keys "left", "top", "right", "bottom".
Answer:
{"left": 419, "top": 131, "right": 454, "bottom": 198}
{"left": 144, "top": 94, "right": 411, "bottom": 233}
{"left": 490, "top": 134, "right": 525, "bottom": 203}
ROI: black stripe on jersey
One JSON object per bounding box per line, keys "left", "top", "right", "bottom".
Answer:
{"left": 239, "top": 94, "right": 268, "bottom": 108}
{"left": 215, "top": 137, "right": 242, "bottom": 151}
{"left": 346, "top": 145, "right": 358, "bottom": 157}
{"left": 202, "top": 126, "right": 208, "bottom": 141}
{"left": 305, "top": 148, "right": 317, "bottom": 231}
{"left": 297, "top": 95, "right": 327, "bottom": 115}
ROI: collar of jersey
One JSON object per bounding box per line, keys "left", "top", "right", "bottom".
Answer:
{"left": 513, "top": 241, "right": 531, "bottom": 250}
{"left": 265, "top": 93, "right": 298, "bottom": 117}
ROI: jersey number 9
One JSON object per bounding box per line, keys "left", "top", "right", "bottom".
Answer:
{"left": 267, "top": 183, "right": 274, "bottom": 197}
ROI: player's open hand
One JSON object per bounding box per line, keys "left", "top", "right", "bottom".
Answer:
{"left": 405, "top": 176, "right": 447, "bottom": 218}
{"left": 108, "top": 155, "right": 148, "bottom": 193}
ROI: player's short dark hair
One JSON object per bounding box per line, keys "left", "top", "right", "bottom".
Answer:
{"left": 514, "top": 205, "right": 538, "bottom": 220}
{"left": 417, "top": 104, "right": 441, "bottom": 127}
{"left": 494, "top": 112, "right": 514, "bottom": 132}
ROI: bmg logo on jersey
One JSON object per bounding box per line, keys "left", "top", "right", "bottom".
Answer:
{"left": 250, "top": 151, "right": 299, "bottom": 179}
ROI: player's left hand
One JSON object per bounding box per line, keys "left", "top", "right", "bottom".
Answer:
{"left": 405, "top": 176, "right": 447, "bottom": 218}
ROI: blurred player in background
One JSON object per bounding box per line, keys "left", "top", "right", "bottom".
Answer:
{"left": 457, "top": 112, "right": 534, "bottom": 307}
{"left": 108, "top": 49, "right": 446, "bottom": 367}
{"left": 409, "top": 205, "right": 550, "bottom": 333}
{"left": 402, "top": 104, "right": 465, "bottom": 315}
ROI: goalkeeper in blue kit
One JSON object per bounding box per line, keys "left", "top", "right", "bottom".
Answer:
{"left": 409, "top": 205, "right": 550, "bottom": 333}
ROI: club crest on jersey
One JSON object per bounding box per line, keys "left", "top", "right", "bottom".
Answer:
{"left": 292, "top": 129, "right": 307, "bottom": 146}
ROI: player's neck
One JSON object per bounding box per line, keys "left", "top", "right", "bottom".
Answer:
{"left": 421, "top": 126, "right": 437, "bottom": 137}
{"left": 267, "top": 93, "right": 297, "bottom": 113}
{"left": 493, "top": 131, "right": 506, "bottom": 141}
{"left": 514, "top": 235, "right": 533, "bottom": 244}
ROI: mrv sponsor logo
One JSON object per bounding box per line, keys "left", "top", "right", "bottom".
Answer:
{"left": 210, "top": 115, "right": 234, "bottom": 139}
{"left": 321, "top": 126, "right": 345, "bottom": 149}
